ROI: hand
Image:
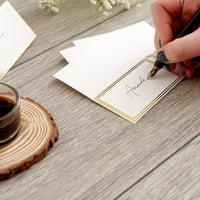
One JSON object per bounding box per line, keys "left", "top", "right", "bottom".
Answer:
{"left": 151, "top": 0, "right": 200, "bottom": 78}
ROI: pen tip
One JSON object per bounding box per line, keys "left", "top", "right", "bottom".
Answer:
{"left": 147, "top": 73, "right": 151, "bottom": 80}
{"left": 147, "top": 66, "right": 159, "bottom": 79}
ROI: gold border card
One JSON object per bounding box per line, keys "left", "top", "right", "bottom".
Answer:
{"left": 54, "top": 22, "right": 183, "bottom": 123}
{"left": 0, "top": 1, "right": 36, "bottom": 79}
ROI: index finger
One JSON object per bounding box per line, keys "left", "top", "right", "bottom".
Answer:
{"left": 151, "top": 0, "right": 182, "bottom": 46}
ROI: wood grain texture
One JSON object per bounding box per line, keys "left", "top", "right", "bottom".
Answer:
{"left": 1, "top": 0, "right": 200, "bottom": 199}
{"left": 117, "top": 136, "right": 200, "bottom": 200}
{"left": 0, "top": 97, "right": 58, "bottom": 180}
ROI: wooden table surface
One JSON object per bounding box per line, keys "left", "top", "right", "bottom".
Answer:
{"left": 1, "top": 0, "right": 200, "bottom": 199}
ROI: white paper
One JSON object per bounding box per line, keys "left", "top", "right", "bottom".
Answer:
{"left": 74, "top": 21, "right": 155, "bottom": 55}
{"left": 54, "top": 22, "right": 183, "bottom": 123}
{"left": 56, "top": 39, "right": 144, "bottom": 98}
{"left": 0, "top": 1, "right": 36, "bottom": 79}
{"left": 61, "top": 22, "right": 155, "bottom": 64}
{"left": 95, "top": 59, "right": 183, "bottom": 123}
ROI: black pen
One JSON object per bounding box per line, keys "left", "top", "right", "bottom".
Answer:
{"left": 147, "top": 8, "right": 200, "bottom": 79}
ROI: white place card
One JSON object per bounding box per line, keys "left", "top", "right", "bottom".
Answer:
{"left": 0, "top": 1, "right": 36, "bottom": 79}
{"left": 94, "top": 57, "right": 183, "bottom": 123}
{"left": 74, "top": 21, "right": 155, "bottom": 55}
{"left": 54, "top": 22, "right": 183, "bottom": 123}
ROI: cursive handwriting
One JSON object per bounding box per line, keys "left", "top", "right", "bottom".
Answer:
{"left": 125, "top": 76, "right": 146, "bottom": 100}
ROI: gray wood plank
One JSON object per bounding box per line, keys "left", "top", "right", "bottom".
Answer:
{"left": 2, "top": 0, "right": 199, "bottom": 200}
{"left": 117, "top": 135, "right": 200, "bottom": 200}
{"left": 2, "top": 50, "right": 200, "bottom": 200}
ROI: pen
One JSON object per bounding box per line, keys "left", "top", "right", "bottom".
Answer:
{"left": 147, "top": 8, "right": 200, "bottom": 79}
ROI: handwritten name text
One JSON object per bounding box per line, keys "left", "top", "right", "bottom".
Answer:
{"left": 125, "top": 76, "right": 146, "bottom": 100}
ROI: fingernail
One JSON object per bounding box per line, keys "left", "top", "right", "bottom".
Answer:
{"left": 159, "top": 39, "right": 162, "bottom": 48}
{"left": 165, "top": 64, "right": 171, "bottom": 72}
{"left": 181, "top": 61, "right": 187, "bottom": 66}
{"left": 157, "top": 51, "right": 169, "bottom": 63}
{"left": 183, "top": 70, "right": 186, "bottom": 77}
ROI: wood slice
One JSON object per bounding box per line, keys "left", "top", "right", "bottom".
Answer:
{"left": 0, "top": 97, "right": 58, "bottom": 180}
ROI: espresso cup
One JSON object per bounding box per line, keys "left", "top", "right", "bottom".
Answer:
{"left": 0, "top": 83, "right": 21, "bottom": 146}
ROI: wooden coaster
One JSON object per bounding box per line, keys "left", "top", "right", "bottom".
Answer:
{"left": 0, "top": 97, "right": 58, "bottom": 180}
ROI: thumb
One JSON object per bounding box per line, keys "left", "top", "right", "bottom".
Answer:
{"left": 157, "top": 27, "right": 200, "bottom": 63}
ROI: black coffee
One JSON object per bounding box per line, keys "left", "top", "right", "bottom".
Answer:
{"left": 0, "top": 95, "right": 20, "bottom": 143}
{"left": 0, "top": 95, "right": 15, "bottom": 117}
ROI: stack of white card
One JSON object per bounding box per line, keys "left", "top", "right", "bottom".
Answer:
{"left": 54, "top": 22, "right": 183, "bottom": 123}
